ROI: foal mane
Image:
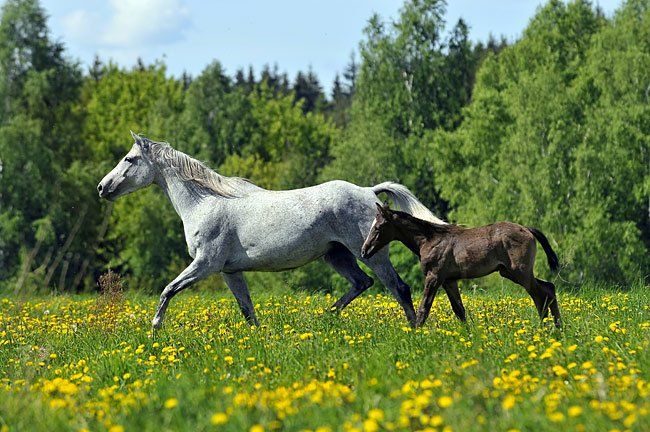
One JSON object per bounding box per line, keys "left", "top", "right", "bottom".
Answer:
{"left": 147, "top": 140, "right": 264, "bottom": 198}
{"left": 392, "top": 209, "right": 459, "bottom": 235}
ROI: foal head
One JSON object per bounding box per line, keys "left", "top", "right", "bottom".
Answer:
{"left": 97, "top": 131, "right": 157, "bottom": 200}
{"left": 361, "top": 203, "right": 398, "bottom": 259}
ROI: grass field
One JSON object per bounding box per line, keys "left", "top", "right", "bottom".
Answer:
{"left": 0, "top": 285, "right": 648, "bottom": 432}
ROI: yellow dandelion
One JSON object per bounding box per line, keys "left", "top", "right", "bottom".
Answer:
{"left": 368, "top": 408, "right": 384, "bottom": 421}
{"left": 164, "top": 398, "right": 178, "bottom": 409}
{"left": 552, "top": 365, "right": 568, "bottom": 377}
{"left": 49, "top": 398, "right": 67, "bottom": 409}
{"left": 438, "top": 396, "right": 453, "bottom": 408}
{"left": 502, "top": 394, "right": 516, "bottom": 410}
{"left": 211, "top": 412, "right": 228, "bottom": 425}
{"left": 623, "top": 414, "right": 637, "bottom": 428}
{"left": 568, "top": 406, "right": 583, "bottom": 417}
{"left": 363, "top": 418, "right": 379, "bottom": 432}
{"left": 594, "top": 335, "right": 604, "bottom": 343}
{"left": 430, "top": 415, "right": 444, "bottom": 426}
{"left": 249, "top": 425, "right": 264, "bottom": 432}
{"left": 108, "top": 426, "right": 124, "bottom": 432}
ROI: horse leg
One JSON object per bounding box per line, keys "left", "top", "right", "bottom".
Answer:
{"left": 152, "top": 258, "right": 211, "bottom": 329}
{"left": 536, "top": 278, "right": 562, "bottom": 328}
{"left": 416, "top": 274, "right": 442, "bottom": 327}
{"left": 363, "top": 251, "right": 417, "bottom": 327}
{"left": 324, "top": 243, "right": 374, "bottom": 311}
{"left": 223, "top": 272, "right": 259, "bottom": 326}
{"left": 443, "top": 280, "right": 466, "bottom": 322}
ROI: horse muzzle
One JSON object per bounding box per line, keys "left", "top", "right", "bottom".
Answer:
{"left": 97, "top": 180, "right": 115, "bottom": 200}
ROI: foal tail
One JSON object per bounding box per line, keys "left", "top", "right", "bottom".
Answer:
{"left": 371, "top": 182, "right": 446, "bottom": 224}
{"left": 527, "top": 227, "right": 559, "bottom": 272}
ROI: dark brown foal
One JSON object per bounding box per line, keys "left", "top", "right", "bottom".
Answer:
{"left": 361, "top": 204, "right": 562, "bottom": 328}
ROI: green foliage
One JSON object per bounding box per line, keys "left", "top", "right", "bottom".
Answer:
{"left": 0, "top": 0, "right": 84, "bottom": 287}
{"left": 324, "top": 0, "right": 481, "bottom": 215}
{"left": 0, "top": 0, "right": 647, "bottom": 295}
{"left": 431, "top": 0, "right": 649, "bottom": 285}
{"left": 81, "top": 62, "right": 187, "bottom": 289}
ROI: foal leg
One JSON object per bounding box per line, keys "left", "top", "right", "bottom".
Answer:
{"left": 536, "top": 278, "right": 562, "bottom": 328}
{"left": 443, "top": 280, "right": 466, "bottom": 322}
{"left": 223, "top": 272, "right": 259, "bottom": 326}
{"left": 152, "top": 259, "right": 211, "bottom": 329}
{"left": 499, "top": 268, "right": 547, "bottom": 325}
{"left": 416, "top": 274, "right": 442, "bottom": 327}
{"left": 363, "top": 251, "right": 417, "bottom": 327}
{"left": 324, "top": 243, "right": 374, "bottom": 311}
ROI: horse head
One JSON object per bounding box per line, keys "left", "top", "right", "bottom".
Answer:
{"left": 97, "top": 131, "right": 157, "bottom": 200}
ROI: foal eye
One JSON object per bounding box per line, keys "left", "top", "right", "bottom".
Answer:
{"left": 124, "top": 157, "right": 135, "bottom": 164}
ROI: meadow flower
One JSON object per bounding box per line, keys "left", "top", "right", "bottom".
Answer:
{"left": 211, "top": 412, "right": 228, "bottom": 425}
{"left": 438, "top": 396, "right": 453, "bottom": 408}
{"left": 568, "top": 406, "right": 583, "bottom": 417}
{"left": 164, "top": 398, "right": 178, "bottom": 409}
{"left": 0, "top": 291, "right": 647, "bottom": 431}
{"left": 502, "top": 394, "right": 516, "bottom": 410}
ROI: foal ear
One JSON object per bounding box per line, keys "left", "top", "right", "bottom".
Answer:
{"left": 376, "top": 202, "right": 392, "bottom": 219}
{"left": 130, "top": 130, "right": 141, "bottom": 142}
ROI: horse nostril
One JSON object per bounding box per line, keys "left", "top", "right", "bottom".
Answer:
{"left": 97, "top": 183, "right": 103, "bottom": 193}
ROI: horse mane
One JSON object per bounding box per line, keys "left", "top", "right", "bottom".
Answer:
{"left": 147, "top": 140, "right": 264, "bottom": 198}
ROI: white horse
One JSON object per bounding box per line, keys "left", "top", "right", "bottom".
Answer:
{"left": 97, "top": 132, "right": 445, "bottom": 328}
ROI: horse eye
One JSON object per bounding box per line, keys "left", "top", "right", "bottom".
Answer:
{"left": 124, "top": 157, "right": 135, "bottom": 164}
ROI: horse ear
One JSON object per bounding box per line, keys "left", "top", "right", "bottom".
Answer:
{"left": 131, "top": 131, "right": 151, "bottom": 152}
{"left": 375, "top": 202, "right": 384, "bottom": 214}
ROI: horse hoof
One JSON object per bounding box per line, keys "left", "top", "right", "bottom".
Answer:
{"left": 151, "top": 317, "right": 163, "bottom": 329}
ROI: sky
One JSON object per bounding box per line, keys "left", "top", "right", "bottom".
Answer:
{"left": 37, "top": 0, "right": 622, "bottom": 94}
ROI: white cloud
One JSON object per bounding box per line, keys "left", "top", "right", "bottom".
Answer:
{"left": 63, "top": 0, "right": 191, "bottom": 49}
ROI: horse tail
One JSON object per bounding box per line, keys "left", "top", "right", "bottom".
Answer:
{"left": 371, "top": 182, "right": 446, "bottom": 224}
{"left": 527, "top": 227, "right": 559, "bottom": 272}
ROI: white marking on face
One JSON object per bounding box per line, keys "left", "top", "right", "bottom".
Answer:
{"left": 362, "top": 215, "right": 381, "bottom": 256}
{"left": 368, "top": 216, "right": 378, "bottom": 233}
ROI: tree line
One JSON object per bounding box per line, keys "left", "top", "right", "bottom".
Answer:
{"left": 0, "top": 0, "right": 647, "bottom": 294}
